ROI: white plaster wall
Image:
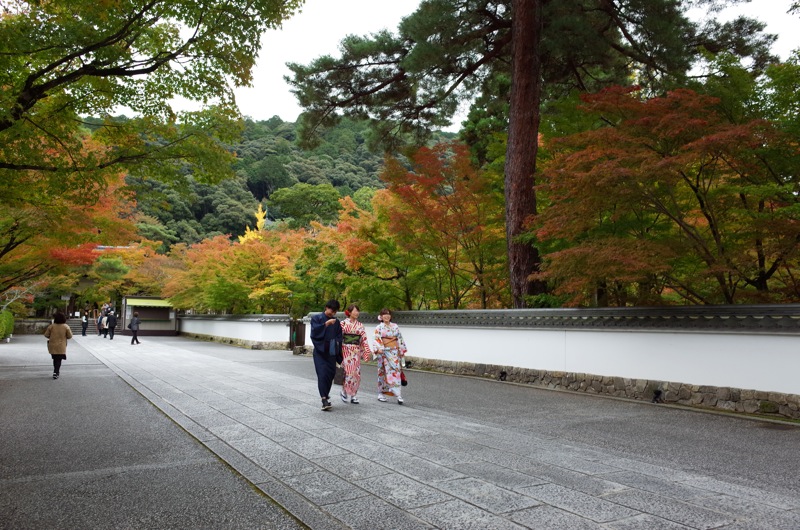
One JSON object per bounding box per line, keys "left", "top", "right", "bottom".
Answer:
{"left": 397, "top": 326, "right": 567, "bottom": 372}
{"left": 266, "top": 318, "right": 800, "bottom": 395}
{"left": 398, "top": 326, "right": 799, "bottom": 396}
{"left": 564, "top": 331, "right": 799, "bottom": 393}
{"left": 180, "top": 318, "right": 289, "bottom": 343}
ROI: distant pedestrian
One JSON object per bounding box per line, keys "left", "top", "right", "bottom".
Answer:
{"left": 96, "top": 313, "right": 103, "bottom": 336}
{"left": 81, "top": 310, "right": 89, "bottom": 336}
{"left": 44, "top": 312, "right": 72, "bottom": 380}
{"left": 309, "top": 299, "right": 342, "bottom": 411}
{"left": 339, "top": 304, "right": 372, "bottom": 404}
{"left": 107, "top": 311, "right": 118, "bottom": 340}
{"left": 100, "top": 314, "right": 109, "bottom": 338}
{"left": 374, "top": 308, "right": 408, "bottom": 404}
{"left": 129, "top": 312, "right": 141, "bottom": 345}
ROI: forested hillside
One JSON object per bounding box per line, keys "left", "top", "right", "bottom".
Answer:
{"left": 131, "top": 117, "right": 450, "bottom": 250}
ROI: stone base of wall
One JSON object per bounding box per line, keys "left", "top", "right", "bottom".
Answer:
{"left": 178, "top": 332, "right": 288, "bottom": 351}
{"left": 409, "top": 357, "right": 800, "bottom": 421}
{"left": 293, "top": 345, "right": 312, "bottom": 355}
{"left": 13, "top": 319, "right": 50, "bottom": 335}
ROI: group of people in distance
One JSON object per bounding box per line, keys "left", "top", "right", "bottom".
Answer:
{"left": 310, "top": 300, "right": 409, "bottom": 411}
{"left": 86, "top": 304, "right": 141, "bottom": 344}
{"left": 95, "top": 303, "right": 118, "bottom": 339}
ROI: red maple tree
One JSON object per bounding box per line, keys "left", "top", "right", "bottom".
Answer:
{"left": 536, "top": 86, "right": 800, "bottom": 305}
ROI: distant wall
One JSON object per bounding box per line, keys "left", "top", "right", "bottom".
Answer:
{"left": 178, "top": 314, "right": 291, "bottom": 350}
{"left": 13, "top": 319, "right": 50, "bottom": 335}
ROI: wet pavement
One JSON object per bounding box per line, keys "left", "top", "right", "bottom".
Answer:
{"left": 1, "top": 333, "right": 799, "bottom": 529}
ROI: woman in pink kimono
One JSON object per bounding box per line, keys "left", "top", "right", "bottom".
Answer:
{"left": 339, "top": 304, "right": 372, "bottom": 404}
{"left": 373, "top": 308, "right": 408, "bottom": 404}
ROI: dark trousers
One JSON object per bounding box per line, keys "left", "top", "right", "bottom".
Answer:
{"left": 51, "top": 355, "right": 64, "bottom": 374}
{"left": 313, "top": 352, "right": 336, "bottom": 399}
{"left": 81, "top": 322, "right": 88, "bottom": 336}
{"left": 108, "top": 327, "right": 115, "bottom": 340}
{"left": 131, "top": 330, "right": 140, "bottom": 344}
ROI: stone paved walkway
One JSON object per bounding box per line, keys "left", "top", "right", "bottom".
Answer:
{"left": 0, "top": 335, "right": 305, "bottom": 530}
{"left": 67, "top": 335, "right": 800, "bottom": 530}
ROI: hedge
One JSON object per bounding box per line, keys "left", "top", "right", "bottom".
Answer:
{"left": 0, "top": 311, "right": 14, "bottom": 339}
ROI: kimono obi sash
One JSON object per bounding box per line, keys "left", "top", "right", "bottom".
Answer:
{"left": 342, "top": 333, "right": 361, "bottom": 345}
{"left": 380, "top": 336, "right": 398, "bottom": 348}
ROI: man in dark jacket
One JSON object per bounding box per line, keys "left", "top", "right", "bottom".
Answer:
{"left": 129, "top": 312, "right": 141, "bottom": 345}
{"left": 107, "top": 311, "right": 118, "bottom": 340}
{"left": 309, "top": 300, "right": 342, "bottom": 411}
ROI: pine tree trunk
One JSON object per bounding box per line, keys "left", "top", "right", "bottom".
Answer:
{"left": 504, "top": 0, "right": 545, "bottom": 308}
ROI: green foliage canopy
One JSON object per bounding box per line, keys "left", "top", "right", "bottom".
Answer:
{"left": 0, "top": 0, "right": 302, "bottom": 185}
{"left": 268, "top": 183, "right": 342, "bottom": 228}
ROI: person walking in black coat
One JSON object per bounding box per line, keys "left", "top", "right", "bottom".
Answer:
{"left": 309, "top": 299, "right": 342, "bottom": 411}
{"left": 129, "top": 312, "right": 141, "bottom": 345}
{"left": 81, "top": 310, "right": 89, "bottom": 336}
{"left": 107, "top": 311, "right": 118, "bottom": 340}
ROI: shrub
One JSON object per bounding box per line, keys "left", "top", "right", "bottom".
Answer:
{"left": 0, "top": 311, "right": 14, "bottom": 339}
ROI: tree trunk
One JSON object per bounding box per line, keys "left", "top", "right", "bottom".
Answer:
{"left": 504, "top": 0, "right": 545, "bottom": 308}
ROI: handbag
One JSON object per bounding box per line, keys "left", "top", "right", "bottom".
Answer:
{"left": 400, "top": 370, "right": 408, "bottom": 386}
{"left": 333, "top": 365, "right": 345, "bottom": 385}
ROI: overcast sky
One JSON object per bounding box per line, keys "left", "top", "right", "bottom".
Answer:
{"left": 233, "top": 0, "right": 800, "bottom": 126}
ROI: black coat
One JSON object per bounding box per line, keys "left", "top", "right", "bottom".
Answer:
{"left": 309, "top": 312, "right": 342, "bottom": 359}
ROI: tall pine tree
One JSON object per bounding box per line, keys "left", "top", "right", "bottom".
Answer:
{"left": 287, "top": 0, "right": 776, "bottom": 306}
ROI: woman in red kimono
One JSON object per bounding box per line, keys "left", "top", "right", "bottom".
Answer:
{"left": 339, "top": 303, "right": 372, "bottom": 404}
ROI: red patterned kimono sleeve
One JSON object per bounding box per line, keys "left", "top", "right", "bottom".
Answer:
{"left": 360, "top": 326, "right": 372, "bottom": 362}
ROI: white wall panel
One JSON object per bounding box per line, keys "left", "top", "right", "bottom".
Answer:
{"left": 240, "top": 316, "right": 800, "bottom": 395}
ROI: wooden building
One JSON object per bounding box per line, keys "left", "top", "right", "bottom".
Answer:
{"left": 121, "top": 297, "right": 178, "bottom": 336}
